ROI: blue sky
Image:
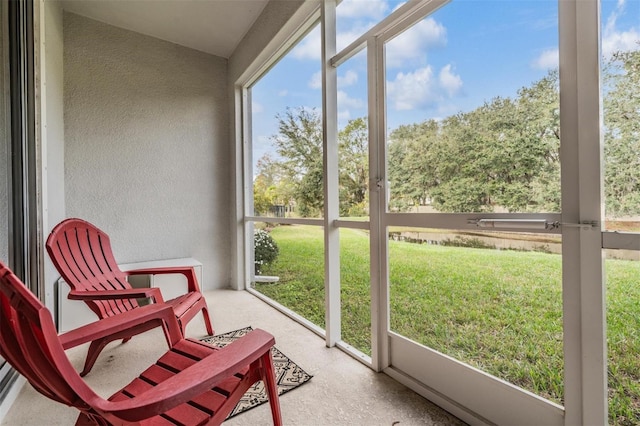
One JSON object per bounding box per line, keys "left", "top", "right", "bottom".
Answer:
{"left": 251, "top": 0, "right": 639, "bottom": 166}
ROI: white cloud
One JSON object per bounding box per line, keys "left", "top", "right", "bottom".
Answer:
{"left": 387, "top": 63, "right": 463, "bottom": 111}
{"left": 438, "top": 65, "right": 462, "bottom": 97}
{"left": 603, "top": 29, "right": 640, "bottom": 58}
{"left": 337, "top": 90, "right": 365, "bottom": 123}
{"left": 292, "top": 27, "right": 321, "bottom": 60}
{"left": 532, "top": 2, "right": 638, "bottom": 69}
{"left": 602, "top": 0, "right": 640, "bottom": 58}
{"left": 278, "top": 90, "right": 289, "bottom": 97}
{"left": 387, "top": 66, "right": 436, "bottom": 111}
{"left": 292, "top": 6, "right": 447, "bottom": 63}
{"left": 337, "top": 0, "right": 388, "bottom": 20}
{"left": 337, "top": 24, "right": 375, "bottom": 51}
{"left": 309, "top": 70, "right": 359, "bottom": 90}
{"left": 309, "top": 71, "right": 322, "bottom": 89}
{"left": 293, "top": 23, "right": 378, "bottom": 61}
{"left": 252, "top": 101, "right": 264, "bottom": 113}
{"left": 386, "top": 17, "right": 447, "bottom": 68}
{"left": 339, "top": 70, "right": 359, "bottom": 87}
{"left": 337, "top": 90, "right": 365, "bottom": 109}
{"left": 532, "top": 48, "right": 559, "bottom": 70}
{"left": 338, "top": 109, "right": 352, "bottom": 122}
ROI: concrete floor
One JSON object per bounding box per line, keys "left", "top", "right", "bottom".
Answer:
{"left": 1, "top": 289, "right": 466, "bottom": 426}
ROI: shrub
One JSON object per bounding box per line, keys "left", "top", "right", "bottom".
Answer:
{"left": 254, "top": 229, "right": 279, "bottom": 274}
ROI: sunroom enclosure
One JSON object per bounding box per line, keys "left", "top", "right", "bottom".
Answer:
{"left": 0, "top": 0, "right": 638, "bottom": 425}
{"left": 243, "top": 1, "right": 639, "bottom": 425}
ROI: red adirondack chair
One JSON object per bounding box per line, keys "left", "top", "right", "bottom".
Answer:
{"left": 0, "top": 262, "right": 283, "bottom": 425}
{"left": 46, "top": 218, "right": 214, "bottom": 375}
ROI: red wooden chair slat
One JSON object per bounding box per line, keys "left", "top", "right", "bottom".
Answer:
{"left": 56, "top": 227, "right": 124, "bottom": 317}
{"left": 162, "top": 401, "right": 212, "bottom": 425}
{"left": 156, "top": 349, "right": 199, "bottom": 372}
{"left": 189, "top": 390, "right": 228, "bottom": 414}
{"left": 138, "top": 416, "right": 176, "bottom": 426}
{"left": 138, "top": 364, "right": 175, "bottom": 384}
{"left": 172, "top": 339, "right": 216, "bottom": 359}
{"left": 0, "top": 262, "right": 282, "bottom": 426}
{"left": 79, "top": 227, "right": 137, "bottom": 314}
{"left": 46, "top": 218, "right": 214, "bottom": 375}
{"left": 211, "top": 376, "right": 244, "bottom": 397}
{"left": 118, "top": 377, "right": 155, "bottom": 397}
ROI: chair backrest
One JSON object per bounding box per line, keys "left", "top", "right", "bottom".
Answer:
{"left": 0, "top": 262, "right": 95, "bottom": 411}
{"left": 46, "top": 218, "right": 140, "bottom": 319}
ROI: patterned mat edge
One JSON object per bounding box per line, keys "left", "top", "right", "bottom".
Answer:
{"left": 200, "top": 326, "right": 313, "bottom": 419}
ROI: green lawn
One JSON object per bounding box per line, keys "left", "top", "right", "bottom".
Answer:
{"left": 255, "top": 224, "right": 640, "bottom": 425}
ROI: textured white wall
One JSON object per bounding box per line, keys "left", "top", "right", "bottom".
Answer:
{"left": 42, "top": 0, "right": 66, "bottom": 310}
{"left": 64, "top": 12, "right": 231, "bottom": 290}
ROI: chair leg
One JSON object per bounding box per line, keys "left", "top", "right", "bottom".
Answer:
{"left": 75, "top": 412, "right": 92, "bottom": 425}
{"left": 261, "top": 350, "right": 282, "bottom": 426}
{"left": 80, "top": 338, "right": 111, "bottom": 377}
{"left": 201, "top": 306, "right": 214, "bottom": 335}
{"left": 178, "top": 317, "right": 187, "bottom": 337}
{"left": 75, "top": 412, "right": 104, "bottom": 425}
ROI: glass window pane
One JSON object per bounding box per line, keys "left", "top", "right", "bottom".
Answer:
{"left": 337, "top": 0, "right": 406, "bottom": 49}
{"left": 251, "top": 23, "right": 323, "bottom": 219}
{"left": 385, "top": 1, "right": 560, "bottom": 214}
{"left": 340, "top": 228, "right": 370, "bottom": 354}
{"left": 602, "top": 0, "right": 640, "bottom": 232}
{"left": 251, "top": 223, "right": 326, "bottom": 329}
{"left": 338, "top": 49, "right": 369, "bottom": 219}
{"left": 388, "top": 226, "right": 564, "bottom": 404}
{"left": 606, "top": 249, "right": 640, "bottom": 424}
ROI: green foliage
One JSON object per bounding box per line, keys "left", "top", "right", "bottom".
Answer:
{"left": 253, "top": 154, "right": 295, "bottom": 216}
{"left": 253, "top": 229, "right": 279, "bottom": 274}
{"left": 338, "top": 117, "right": 369, "bottom": 216}
{"left": 604, "top": 47, "right": 640, "bottom": 217}
{"left": 272, "top": 107, "right": 324, "bottom": 217}
{"left": 259, "top": 47, "right": 639, "bottom": 217}
{"left": 296, "top": 162, "right": 324, "bottom": 217}
{"left": 388, "top": 120, "right": 441, "bottom": 210}
{"left": 388, "top": 70, "right": 560, "bottom": 213}
{"left": 254, "top": 226, "right": 326, "bottom": 326}
{"left": 254, "top": 109, "right": 370, "bottom": 218}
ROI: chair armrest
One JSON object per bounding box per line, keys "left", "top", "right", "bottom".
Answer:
{"left": 68, "top": 288, "right": 164, "bottom": 303}
{"left": 125, "top": 266, "right": 202, "bottom": 293}
{"left": 95, "top": 329, "right": 275, "bottom": 422}
{"left": 59, "top": 303, "right": 182, "bottom": 349}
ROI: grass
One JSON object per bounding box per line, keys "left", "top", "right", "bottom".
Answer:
{"left": 255, "top": 224, "right": 640, "bottom": 425}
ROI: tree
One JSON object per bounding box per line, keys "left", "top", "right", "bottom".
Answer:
{"left": 604, "top": 47, "right": 640, "bottom": 217}
{"left": 271, "top": 107, "right": 324, "bottom": 217}
{"left": 339, "top": 117, "right": 369, "bottom": 216}
{"left": 253, "top": 174, "right": 273, "bottom": 216}
{"left": 388, "top": 120, "right": 441, "bottom": 211}
{"left": 262, "top": 109, "right": 371, "bottom": 218}
{"left": 386, "top": 70, "right": 560, "bottom": 213}
{"left": 516, "top": 70, "right": 561, "bottom": 212}
{"left": 253, "top": 154, "right": 291, "bottom": 216}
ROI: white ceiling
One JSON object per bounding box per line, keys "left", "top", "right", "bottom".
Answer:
{"left": 59, "top": 0, "right": 270, "bottom": 58}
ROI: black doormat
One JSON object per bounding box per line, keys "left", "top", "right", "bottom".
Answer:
{"left": 200, "top": 326, "right": 313, "bottom": 419}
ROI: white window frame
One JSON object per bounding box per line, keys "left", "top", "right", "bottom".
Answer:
{"left": 237, "top": 1, "right": 615, "bottom": 424}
